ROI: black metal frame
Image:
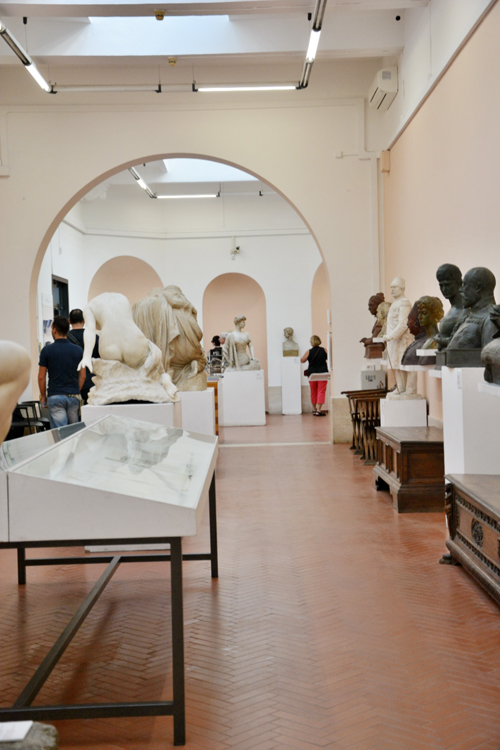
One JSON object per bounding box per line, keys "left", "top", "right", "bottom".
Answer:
{"left": 0, "top": 471, "right": 218, "bottom": 746}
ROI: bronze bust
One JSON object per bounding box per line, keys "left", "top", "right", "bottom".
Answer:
{"left": 360, "top": 292, "right": 385, "bottom": 359}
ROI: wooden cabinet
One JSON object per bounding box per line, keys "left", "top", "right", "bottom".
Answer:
{"left": 445, "top": 474, "right": 500, "bottom": 605}
{"left": 373, "top": 426, "right": 445, "bottom": 512}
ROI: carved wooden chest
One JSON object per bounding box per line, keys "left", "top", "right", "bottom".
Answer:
{"left": 446, "top": 474, "right": 500, "bottom": 605}
{"left": 373, "top": 426, "right": 445, "bottom": 512}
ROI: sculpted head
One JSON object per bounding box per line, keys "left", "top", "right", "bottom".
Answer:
{"left": 461, "top": 267, "right": 496, "bottom": 308}
{"left": 417, "top": 296, "right": 445, "bottom": 328}
{"left": 389, "top": 278, "right": 405, "bottom": 300}
{"left": 376, "top": 301, "right": 391, "bottom": 325}
{"left": 368, "top": 292, "right": 385, "bottom": 317}
{"left": 164, "top": 285, "right": 189, "bottom": 308}
{"left": 407, "top": 302, "right": 421, "bottom": 337}
{"left": 283, "top": 327, "right": 294, "bottom": 339}
{"left": 436, "top": 264, "right": 462, "bottom": 301}
{"left": 234, "top": 315, "right": 246, "bottom": 329}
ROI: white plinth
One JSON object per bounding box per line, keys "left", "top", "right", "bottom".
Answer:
{"left": 380, "top": 398, "right": 427, "bottom": 427}
{"left": 478, "top": 381, "right": 500, "bottom": 397}
{"left": 219, "top": 371, "right": 266, "bottom": 426}
{"left": 82, "top": 401, "right": 182, "bottom": 428}
{"left": 442, "top": 367, "right": 500, "bottom": 474}
{"left": 416, "top": 349, "right": 437, "bottom": 357}
{"left": 178, "top": 390, "right": 215, "bottom": 435}
{"left": 281, "top": 358, "right": 301, "bottom": 415}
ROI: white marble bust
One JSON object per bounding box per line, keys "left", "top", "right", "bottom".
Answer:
{"left": 282, "top": 327, "right": 299, "bottom": 357}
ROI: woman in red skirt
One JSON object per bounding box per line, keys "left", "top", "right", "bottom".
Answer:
{"left": 300, "top": 335, "right": 328, "bottom": 416}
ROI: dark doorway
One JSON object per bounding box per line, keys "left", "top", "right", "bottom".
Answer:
{"left": 52, "top": 276, "right": 69, "bottom": 319}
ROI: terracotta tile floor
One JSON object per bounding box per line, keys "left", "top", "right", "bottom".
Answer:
{"left": 1, "top": 415, "right": 500, "bottom": 749}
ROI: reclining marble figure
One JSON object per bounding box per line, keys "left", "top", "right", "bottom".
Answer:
{"left": 79, "top": 292, "right": 178, "bottom": 405}
{"left": 133, "top": 286, "right": 207, "bottom": 391}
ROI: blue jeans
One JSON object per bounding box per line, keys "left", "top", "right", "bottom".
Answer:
{"left": 47, "top": 395, "right": 81, "bottom": 429}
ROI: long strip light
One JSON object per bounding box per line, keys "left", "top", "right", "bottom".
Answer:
{"left": 299, "top": 0, "right": 328, "bottom": 89}
{"left": 0, "top": 20, "right": 53, "bottom": 93}
{"left": 129, "top": 167, "right": 156, "bottom": 199}
{"left": 193, "top": 82, "right": 298, "bottom": 93}
{"left": 156, "top": 193, "right": 220, "bottom": 199}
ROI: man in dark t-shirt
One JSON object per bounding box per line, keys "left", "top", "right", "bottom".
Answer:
{"left": 38, "top": 316, "right": 86, "bottom": 428}
{"left": 68, "top": 308, "right": 99, "bottom": 404}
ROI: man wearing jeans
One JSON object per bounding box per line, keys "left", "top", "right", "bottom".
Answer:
{"left": 38, "top": 316, "right": 86, "bottom": 428}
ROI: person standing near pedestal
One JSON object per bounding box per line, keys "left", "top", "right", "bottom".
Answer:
{"left": 383, "top": 278, "right": 413, "bottom": 398}
{"left": 300, "top": 335, "right": 328, "bottom": 416}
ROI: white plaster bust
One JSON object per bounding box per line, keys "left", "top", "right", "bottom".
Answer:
{"left": 383, "top": 277, "right": 418, "bottom": 399}
{"left": 282, "top": 327, "right": 299, "bottom": 357}
{"left": 0, "top": 341, "right": 31, "bottom": 444}
{"left": 223, "top": 316, "right": 260, "bottom": 371}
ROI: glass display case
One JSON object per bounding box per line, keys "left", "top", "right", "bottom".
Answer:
{"left": 2, "top": 415, "right": 218, "bottom": 543}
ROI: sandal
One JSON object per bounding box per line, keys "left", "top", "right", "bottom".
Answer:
{"left": 317, "top": 411, "right": 326, "bottom": 416}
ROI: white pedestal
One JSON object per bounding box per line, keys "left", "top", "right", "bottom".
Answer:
{"left": 380, "top": 398, "right": 427, "bottom": 427}
{"left": 178, "top": 390, "right": 215, "bottom": 435}
{"left": 219, "top": 371, "right": 266, "bottom": 426}
{"left": 281, "top": 358, "right": 301, "bottom": 415}
{"left": 82, "top": 401, "right": 182, "bottom": 428}
{"left": 442, "top": 366, "right": 500, "bottom": 474}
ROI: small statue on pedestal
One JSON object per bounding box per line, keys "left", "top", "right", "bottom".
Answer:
{"left": 282, "top": 328, "right": 299, "bottom": 357}
{"left": 360, "top": 293, "right": 386, "bottom": 359}
{"left": 383, "top": 278, "right": 414, "bottom": 399}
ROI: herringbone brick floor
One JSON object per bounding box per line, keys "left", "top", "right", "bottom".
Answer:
{"left": 1, "top": 415, "right": 500, "bottom": 749}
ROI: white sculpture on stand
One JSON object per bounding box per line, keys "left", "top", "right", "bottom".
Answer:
{"left": 223, "top": 316, "right": 260, "bottom": 371}
{"left": 0, "top": 341, "right": 31, "bottom": 444}
{"left": 282, "top": 328, "right": 299, "bottom": 357}
{"left": 133, "top": 285, "right": 207, "bottom": 391}
{"left": 79, "top": 293, "right": 178, "bottom": 405}
{"left": 383, "top": 278, "right": 419, "bottom": 400}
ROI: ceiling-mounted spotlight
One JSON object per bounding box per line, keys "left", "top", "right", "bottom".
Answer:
{"left": 155, "top": 9, "right": 165, "bottom": 20}
{"left": 0, "top": 19, "right": 53, "bottom": 93}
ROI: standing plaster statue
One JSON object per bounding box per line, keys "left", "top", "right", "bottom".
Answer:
{"left": 383, "top": 277, "right": 414, "bottom": 398}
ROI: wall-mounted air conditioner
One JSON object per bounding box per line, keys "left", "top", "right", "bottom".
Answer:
{"left": 368, "top": 67, "right": 398, "bottom": 112}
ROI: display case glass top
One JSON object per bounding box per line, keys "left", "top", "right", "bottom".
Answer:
{"left": 11, "top": 416, "right": 217, "bottom": 510}
{"left": 0, "top": 423, "right": 85, "bottom": 471}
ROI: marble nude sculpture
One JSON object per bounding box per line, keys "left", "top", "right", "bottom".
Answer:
{"left": 223, "top": 316, "right": 260, "bottom": 371}
{"left": 436, "top": 267, "right": 497, "bottom": 363}
{"left": 360, "top": 292, "right": 385, "bottom": 359}
{"left": 0, "top": 341, "right": 31, "bottom": 444}
{"left": 133, "top": 285, "right": 207, "bottom": 391}
{"left": 481, "top": 304, "right": 500, "bottom": 385}
{"left": 416, "top": 296, "right": 444, "bottom": 349}
{"left": 282, "top": 327, "right": 299, "bottom": 357}
{"left": 79, "top": 292, "right": 178, "bottom": 405}
{"left": 383, "top": 277, "right": 414, "bottom": 398}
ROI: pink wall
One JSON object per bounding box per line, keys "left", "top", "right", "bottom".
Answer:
{"left": 202, "top": 273, "right": 268, "bottom": 405}
{"left": 383, "top": 1, "right": 500, "bottom": 421}
{"left": 88, "top": 256, "right": 163, "bottom": 306}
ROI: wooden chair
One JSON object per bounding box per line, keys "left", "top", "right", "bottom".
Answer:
{"left": 341, "top": 388, "right": 387, "bottom": 454}
{"left": 18, "top": 401, "right": 50, "bottom": 433}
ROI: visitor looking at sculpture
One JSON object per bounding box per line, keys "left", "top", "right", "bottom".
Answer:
{"left": 38, "top": 316, "right": 86, "bottom": 428}
{"left": 300, "top": 335, "right": 328, "bottom": 416}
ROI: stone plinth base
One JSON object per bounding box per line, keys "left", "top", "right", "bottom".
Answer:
{"left": 219, "top": 371, "right": 266, "bottom": 426}
{"left": 82, "top": 401, "right": 182, "bottom": 428}
{"left": 281, "top": 357, "right": 301, "bottom": 415}
{"left": 178, "top": 390, "right": 215, "bottom": 435}
{"left": 88, "top": 358, "right": 178, "bottom": 405}
{"left": 380, "top": 398, "right": 427, "bottom": 427}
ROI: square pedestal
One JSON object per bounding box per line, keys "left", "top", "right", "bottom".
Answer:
{"left": 81, "top": 401, "right": 182, "bottom": 428}
{"left": 219, "top": 371, "right": 266, "bottom": 426}
{"left": 442, "top": 367, "right": 500, "bottom": 474}
{"left": 178, "top": 390, "right": 215, "bottom": 435}
{"left": 281, "top": 358, "right": 301, "bottom": 415}
{"left": 380, "top": 398, "right": 427, "bottom": 428}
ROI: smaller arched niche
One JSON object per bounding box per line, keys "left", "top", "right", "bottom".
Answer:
{"left": 203, "top": 273, "right": 268, "bottom": 402}
{"left": 88, "top": 257, "right": 163, "bottom": 306}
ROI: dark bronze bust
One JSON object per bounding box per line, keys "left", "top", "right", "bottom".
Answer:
{"left": 417, "top": 296, "right": 444, "bottom": 349}
{"left": 401, "top": 302, "right": 435, "bottom": 366}
{"left": 360, "top": 292, "right": 385, "bottom": 359}
{"left": 433, "top": 263, "right": 465, "bottom": 349}
{"left": 437, "top": 267, "right": 497, "bottom": 366}
{"left": 482, "top": 305, "right": 500, "bottom": 384}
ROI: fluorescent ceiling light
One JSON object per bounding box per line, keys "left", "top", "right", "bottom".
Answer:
{"left": 156, "top": 193, "right": 220, "bottom": 199}
{"left": 54, "top": 84, "right": 159, "bottom": 93}
{"left": 26, "top": 64, "right": 53, "bottom": 93}
{"left": 129, "top": 167, "right": 156, "bottom": 198}
{"left": 306, "top": 29, "right": 321, "bottom": 62}
{"left": 194, "top": 83, "right": 297, "bottom": 93}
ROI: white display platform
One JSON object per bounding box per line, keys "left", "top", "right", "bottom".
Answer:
{"left": 218, "top": 370, "right": 266, "bottom": 426}
{"left": 82, "top": 401, "right": 182, "bottom": 428}
{"left": 478, "top": 381, "right": 500, "bottom": 397}
{"left": 380, "top": 398, "right": 427, "bottom": 427}
{"left": 400, "top": 364, "right": 435, "bottom": 371}
{"left": 442, "top": 366, "right": 500, "bottom": 474}
{"left": 281, "top": 357, "right": 301, "bottom": 415}
{"left": 416, "top": 349, "right": 437, "bottom": 357}
{"left": 178, "top": 390, "right": 215, "bottom": 435}
{"left": 428, "top": 369, "right": 442, "bottom": 379}
{"left": 2, "top": 415, "right": 218, "bottom": 542}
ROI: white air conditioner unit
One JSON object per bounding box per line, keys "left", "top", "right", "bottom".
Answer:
{"left": 368, "top": 67, "right": 398, "bottom": 112}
